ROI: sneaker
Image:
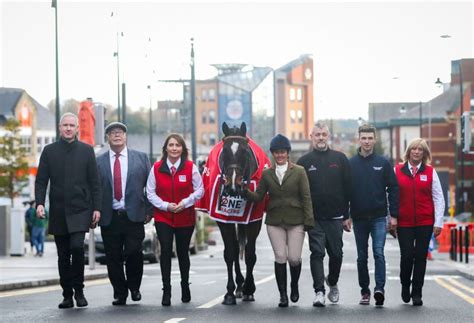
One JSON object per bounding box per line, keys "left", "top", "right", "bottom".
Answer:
{"left": 313, "top": 291, "right": 325, "bottom": 307}
{"left": 359, "top": 293, "right": 370, "bottom": 305}
{"left": 325, "top": 276, "right": 339, "bottom": 303}
{"left": 374, "top": 290, "right": 385, "bottom": 306}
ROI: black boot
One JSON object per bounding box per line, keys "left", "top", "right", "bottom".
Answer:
{"left": 401, "top": 284, "right": 411, "bottom": 303}
{"left": 274, "top": 262, "right": 288, "bottom": 308}
{"left": 289, "top": 262, "right": 301, "bottom": 303}
{"left": 74, "top": 290, "right": 88, "bottom": 307}
{"left": 411, "top": 286, "right": 423, "bottom": 306}
{"left": 58, "top": 297, "right": 74, "bottom": 309}
{"left": 181, "top": 281, "right": 191, "bottom": 303}
{"left": 162, "top": 285, "right": 171, "bottom": 306}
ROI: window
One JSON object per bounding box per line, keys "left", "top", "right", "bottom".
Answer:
{"left": 290, "top": 110, "right": 296, "bottom": 124}
{"left": 208, "top": 88, "right": 216, "bottom": 101}
{"left": 201, "top": 111, "right": 207, "bottom": 124}
{"left": 209, "top": 132, "right": 217, "bottom": 145}
{"left": 201, "top": 132, "right": 208, "bottom": 145}
{"left": 297, "top": 88, "right": 302, "bottom": 101}
{"left": 289, "top": 88, "right": 296, "bottom": 101}
{"left": 297, "top": 110, "right": 303, "bottom": 123}
{"left": 201, "top": 89, "right": 208, "bottom": 101}
{"left": 21, "top": 136, "right": 31, "bottom": 153}
{"left": 209, "top": 110, "right": 216, "bottom": 124}
{"left": 299, "top": 132, "right": 303, "bottom": 140}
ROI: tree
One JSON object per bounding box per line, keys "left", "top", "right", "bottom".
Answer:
{"left": 0, "top": 119, "right": 29, "bottom": 206}
{"left": 47, "top": 98, "right": 80, "bottom": 115}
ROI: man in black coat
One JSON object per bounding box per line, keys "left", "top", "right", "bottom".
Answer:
{"left": 96, "top": 122, "right": 152, "bottom": 306}
{"left": 35, "top": 112, "right": 101, "bottom": 309}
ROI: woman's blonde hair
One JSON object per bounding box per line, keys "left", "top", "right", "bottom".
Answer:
{"left": 403, "top": 138, "right": 431, "bottom": 164}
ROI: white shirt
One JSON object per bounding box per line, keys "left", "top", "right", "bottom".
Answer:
{"left": 146, "top": 158, "right": 204, "bottom": 211}
{"left": 275, "top": 162, "right": 288, "bottom": 185}
{"left": 402, "top": 162, "right": 446, "bottom": 228}
{"left": 109, "top": 147, "right": 128, "bottom": 210}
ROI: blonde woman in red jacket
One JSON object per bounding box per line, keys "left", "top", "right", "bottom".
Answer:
{"left": 146, "top": 134, "right": 204, "bottom": 306}
{"left": 393, "top": 138, "right": 445, "bottom": 306}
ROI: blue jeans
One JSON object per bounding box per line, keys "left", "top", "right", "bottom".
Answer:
{"left": 353, "top": 217, "right": 386, "bottom": 295}
{"left": 31, "top": 226, "right": 45, "bottom": 254}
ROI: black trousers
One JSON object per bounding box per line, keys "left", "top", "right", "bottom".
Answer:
{"left": 155, "top": 222, "right": 194, "bottom": 287}
{"left": 54, "top": 232, "right": 86, "bottom": 297}
{"left": 397, "top": 225, "right": 433, "bottom": 295}
{"left": 101, "top": 211, "right": 145, "bottom": 299}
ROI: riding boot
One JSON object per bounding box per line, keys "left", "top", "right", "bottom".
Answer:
{"left": 162, "top": 284, "right": 171, "bottom": 306}
{"left": 181, "top": 281, "right": 191, "bottom": 303}
{"left": 290, "top": 262, "right": 301, "bottom": 303}
{"left": 274, "top": 262, "right": 288, "bottom": 307}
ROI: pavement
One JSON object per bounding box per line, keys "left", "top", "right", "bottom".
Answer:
{"left": 0, "top": 235, "right": 472, "bottom": 292}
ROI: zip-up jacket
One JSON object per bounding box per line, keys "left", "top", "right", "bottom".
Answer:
{"left": 349, "top": 151, "right": 399, "bottom": 220}
{"left": 395, "top": 162, "right": 434, "bottom": 227}
{"left": 297, "top": 148, "right": 351, "bottom": 220}
{"left": 153, "top": 160, "right": 195, "bottom": 227}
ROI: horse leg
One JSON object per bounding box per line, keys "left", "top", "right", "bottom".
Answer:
{"left": 242, "top": 221, "right": 262, "bottom": 302}
{"left": 235, "top": 224, "right": 245, "bottom": 298}
{"left": 217, "top": 222, "right": 237, "bottom": 305}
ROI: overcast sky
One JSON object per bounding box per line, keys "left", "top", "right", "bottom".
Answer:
{"left": 1, "top": 0, "right": 473, "bottom": 120}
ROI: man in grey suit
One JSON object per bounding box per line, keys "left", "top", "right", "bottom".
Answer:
{"left": 97, "top": 122, "right": 152, "bottom": 306}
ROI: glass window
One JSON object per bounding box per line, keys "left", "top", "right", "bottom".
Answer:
{"left": 209, "top": 110, "right": 216, "bottom": 124}
{"left": 297, "top": 110, "right": 303, "bottom": 123}
{"left": 209, "top": 132, "right": 216, "bottom": 146}
{"left": 201, "top": 132, "right": 208, "bottom": 145}
{"left": 208, "top": 88, "right": 216, "bottom": 101}
{"left": 201, "top": 111, "right": 207, "bottom": 124}
{"left": 201, "top": 88, "right": 208, "bottom": 101}
{"left": 289, "top": 88, "right": 295, "bottom": 101}
{"left": 297, "top": 88, "right": 302, "bottom": 101}
{"left": 290, "top": 110, "right": 296, "bottom": 124}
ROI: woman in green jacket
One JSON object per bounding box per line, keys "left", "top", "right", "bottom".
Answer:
{"left": 245, "top": 134, "right": 314, "bottom": 307}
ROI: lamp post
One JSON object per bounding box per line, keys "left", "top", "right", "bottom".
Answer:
{"left": 458, "top": 62, "right": 465, "bottom": 213}
{"left": 147, "top": 85, "right": 153, "bottom": 161}
{"left": 419, "top": 101, "right": 422, "bottom": 138}
{"left": 400, "top": 105, "right": 407, "bottom": 152}
{"left": 111, "top": 12, "right": 122, "bottom": 122}
{"left": 190, "top": 38, "right": 197, "bottom": 163}
{"left": 52, "top": 0, "right": 60, "bottom": 139}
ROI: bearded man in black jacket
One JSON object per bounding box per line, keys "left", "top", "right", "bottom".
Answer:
{"left": 35, "top": 113, "right": 101, "bottom": 309}
{"left": 297, "top": 121, "right": 351, "bottom": 307}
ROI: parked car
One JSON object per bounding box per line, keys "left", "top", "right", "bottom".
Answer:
{"left": 84, "top": 219, "right": 160, "bottom": 265}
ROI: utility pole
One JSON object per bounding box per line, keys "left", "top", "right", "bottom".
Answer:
{"left": 190, "top": 38, "right": 197, "bottom": 162}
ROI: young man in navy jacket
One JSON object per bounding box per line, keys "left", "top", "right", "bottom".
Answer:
{"left": 349, "top": 124, "right": 399, "bottom": 306}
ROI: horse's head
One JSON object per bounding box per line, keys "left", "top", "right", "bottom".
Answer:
{"left": 220, "top": 122, "right": 250, "bottom": 196}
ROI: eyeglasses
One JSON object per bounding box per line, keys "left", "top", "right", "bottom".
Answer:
{"left": 109, "top": 130, "right": 125, "bottom": 135}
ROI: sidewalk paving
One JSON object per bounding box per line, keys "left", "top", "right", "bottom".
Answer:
{"left": 0, "top": 240, "right": 472, "bottom": 292}
{"left": 0, "top": 242, "right": 108, "bottom": 291}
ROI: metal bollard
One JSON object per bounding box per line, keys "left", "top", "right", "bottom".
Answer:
{"left": 454, "top": 228, "right": 458, "bottom": 262}
{"left": 465, "top": 226, "right": 470, "bottom": 264}
{"left": 459, "top": 226, "right": 463, "bottom": 263}
{"left": 450, "top": 228, "right": 454, "bottom": 261}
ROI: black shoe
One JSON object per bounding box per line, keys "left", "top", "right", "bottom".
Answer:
{"left": 374, "top": 290, "right": 385, "bottom": 306}
{"left": 74, "top": 291, "right": 88, "bottom": 307}
{"left": 289, "top": 262, "right": 301, "bottom": 303}
{"left": 112, "top": 297, "right": 127, "bottom": 306}
{"left": 58, "top": 297, "right": 74, "bottom": 309}
{"left": 401, "top": 285, "right": 411, "bottom": 303}
{"left": 181, "top": 282, "right": 191, "bottom": 303}
{"left": 162, "top": 287, "right": 171, "bottom": 306}
{"left": 412, "top": 295, "right": 423, "bottom": 306}
{"left": 131, "top": 290, "right": 142, "bottom": 302}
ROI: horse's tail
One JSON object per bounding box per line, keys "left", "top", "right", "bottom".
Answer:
{"left": 237, "top": 224, "right": 246, "bottom": 260}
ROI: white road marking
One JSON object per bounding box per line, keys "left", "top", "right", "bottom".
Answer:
{"left": 197, "top": 274, "right": 275, "bottom": 309}
{"left": 201, "top": 281, "right": 216, "bottom": 285}
{"left": 0, "top": 278, "right": 110, "bottom": 298}
{"left": 164, "top": 318, "right": 186, "bottom": 323}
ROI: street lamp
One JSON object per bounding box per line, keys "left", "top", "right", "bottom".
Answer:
{"left": 400, "top": 105, "right": 408, "bottom": 152}
{"left": 52, "top": 0, "right": 60, "bottom": 140}
{"left": 111, "top": 12, "right": 123, "bottom": 122}
{"left": 190, "top": 38, "right": 197, "bottom": 163}
{"left": 148, "top": 85, "right": 153, "bottom": 161}
{"left": 418, "top": 101, "right": 423, "bottom": 138}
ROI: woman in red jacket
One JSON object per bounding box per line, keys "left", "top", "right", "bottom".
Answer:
{"left": 146, "top": 134, "right": 204, "bottom": 306}
{"left": 394, "top": 138, "right": 445, "bottom": 306}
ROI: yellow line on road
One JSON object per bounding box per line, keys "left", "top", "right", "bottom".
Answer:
{"left": 197, "top": 274, "right": 275, "bottom": 309}
{"left": 434, "top": 277, "right": 474, "bottom": 305}
{"left": 446, "top": 277, "right": 474, "bottom": 294}
{"left": 0, "top": 278, "right": 109, "bottom": 298}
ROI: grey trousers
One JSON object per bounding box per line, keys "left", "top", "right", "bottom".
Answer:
{"left": 308, "top": 219, "right": 343, "bottom": 294}
{"left": 266, "top": 224, "right": 305, "bottom": 265}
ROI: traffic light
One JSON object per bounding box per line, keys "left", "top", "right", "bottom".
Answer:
{"left": 461, "top": 111, "right": 472, "bottom": 153}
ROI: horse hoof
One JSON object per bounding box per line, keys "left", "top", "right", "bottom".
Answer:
{"left": 235, "top": 289, "right": 243, "bottom": 299}
{"left": 242, "top": 294, "right": 255, "bottom": 302}
{"left": 222, "top": 293, "right": 237, "bottom": 305}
